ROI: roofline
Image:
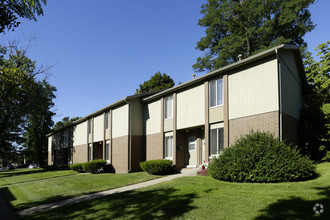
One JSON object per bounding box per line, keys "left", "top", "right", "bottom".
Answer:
{"left": 46, "top": 90, "right": 160, "bottom": 137}
{"left": 143, "top": 44, "right": 300, "bottom": 102}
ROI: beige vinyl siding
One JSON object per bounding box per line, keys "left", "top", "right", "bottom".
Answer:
{"left": 48, "top": 136, "right": 52, "bottom": 151}
{"left": 131, "top": 100, "right": 144, "bottom": 136}
{"left": 112, "top": 104, "right": 129, "bottom": 138}
{"left": 164, "top": 118, "right": 173, "bottom": 132}
{"left": 228, "top": 58, "right": 279, "bottom": 120}
{"left": 209, "top": 106, "right": 224, "bottom": 123}
{"left": 93, "top": 114, "right": 104, "bottom": 142}
{"left": 177, "top": 84, "right": 205, "bottom": 130}
{"left": 145, "top": 100, "right": 161, "bottom": 135}
{"left": 279, "top": 51, "right": 302, "bottom": 119}
{"left": 73, "top": 121, "right": 87, "bottom": 146}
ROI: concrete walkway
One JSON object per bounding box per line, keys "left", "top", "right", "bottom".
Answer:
{"left": 17, "top": 168, "right": 199, "bottom": 217}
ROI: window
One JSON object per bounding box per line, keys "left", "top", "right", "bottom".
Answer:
{"left": 164, "top": 96, "right": 173, "bottom": 119}
{"left": 209, "top": 78, "right": 223, "bottom": 107}
{"left": 88, "top": 119, "right": 92, "bottom": 134}
{"left": 164, "top": 136, "right": 173, "bottom": 159}
{"left": 105, "top": 140, "right": 110, "bottom": 161}
{"left": 105, "top": 111, "right": 110, "bottom": 130}
{"left": 188, "top": 137, "right": 196, "bottom": 151}
{"left": 210, "top": 127, "right": 224, "bottom": 155}
{"left": 88, "top": 144, "right": 92, "bottom": 161}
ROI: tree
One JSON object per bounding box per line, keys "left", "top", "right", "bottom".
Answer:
{"left": 0, "top": 44, "right": 56, "bottom": 163}
{"left": 23, "top": 80, "right": 56, "bottom": 165}
{"left": 299, "top": 41, "right": 330, "bottom": 161}
{"left": 193, "top": 0, "right": 315, "bottom": 72}
{"left": 53, "top": 116, "right": 81, "bottom": 131}
{"left": 135, "top": 72, "right": 175, "bottom": 94}
{"left": 0, "top": 0, "right": 47, "bottom": 33}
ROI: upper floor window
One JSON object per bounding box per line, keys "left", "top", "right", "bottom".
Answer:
{"left": 105, "top": 111, "right": 110, "bottom": 130}
{"left": 164, "top": 96, "right": 173, "bottom": 119}
{"left": 209, "top": 78, "right": 223, "bottom": 107}
{"left": 88, "top": 119, "right": 92, "bottom": 134}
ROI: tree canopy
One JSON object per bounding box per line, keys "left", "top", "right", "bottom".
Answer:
{"left": 0, "top": 0, "right": 47, "bottom": 33}
{"left": 193, "top": 0, "right": 315, "bottom": 72}
{"left": 53, "top": 116, "right": 81, "bottom": 131}
{"left": 0, "top": 45, "right": 56, "bottom": 164}
{"left": 300, "top": 41, "right": 330, "bottom": 161}
{"left": 135, "top": 72, "right": 175, "bottom": 94}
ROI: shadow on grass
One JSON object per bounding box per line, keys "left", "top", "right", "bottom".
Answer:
{"left": 0, "top": 169, "right": 47, "bottom": 178}
{"left": 27, "top": 188, "right": 197, "bottom": 219}
{"left": 256, "top": 187, "right": 330, "bottom": 219}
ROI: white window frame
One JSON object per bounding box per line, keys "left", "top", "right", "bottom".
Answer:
{"left": 105, "top": 140, "right": 110, "bottom": 162}
{"left": 88, "top": 119, "right": 92, "bottom": 134}
{"left": 210, "top": 127, "right": 224, "bottom": 156}
{"left": 105, "top": 111, "right": 110, "bottom": 130}
{"left": 188, "top": 136, "right": 196, "bottom": 151}
{"left": 88, "top": 144, "right": 92, "bottom": 161}
{"left": 209, "top": 78, "right": 224, "bottom": 108}
{"left": 164, "top": 95, "right": 173, "bottom": 120}
{"left": 164, "top": 135, "right": 173, "bottom": 160}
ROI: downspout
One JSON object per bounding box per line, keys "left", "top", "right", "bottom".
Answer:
{"left": 124, "top": 97, "right": 132, "bottom": 172}
{"left": 275, "top": 49, "right": 283, "bottom": 141}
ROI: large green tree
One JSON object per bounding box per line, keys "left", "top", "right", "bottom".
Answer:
{"left": 0, "top": 45, "right": 56, "bottom": 163}
{"left": 299, "top": 41, "right": 330, "bottom": 161}
{"left": 193, "top": 0, "right": 315, "bottom": 72}
{"left": 53, "top": 116, "right": 81, "bottom": 131}
{"left": 135, "top": 72, "right": 175, "bottom": 94}
{"left": 0, "top": 0, "right": 47, "bottom": 33}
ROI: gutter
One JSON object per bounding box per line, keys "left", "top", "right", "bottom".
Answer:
{"left": 275, "top": 49, "right": 283, "bottom": 141}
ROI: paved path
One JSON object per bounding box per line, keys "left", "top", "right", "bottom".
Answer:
{"left": 17, "top": 168, "right": 199, "bottom": 217}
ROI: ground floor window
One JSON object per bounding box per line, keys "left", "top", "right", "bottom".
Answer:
{"left": 88, "top": 144, "right": 92, "bottom": 161}
{"left": 105, "top": 140, "right": 110, "bottom": 161}
{"left": 164, "top": 135, "right": 173, "bottom": 159}
{"left": 210, "top": 127, "right": 224, "bottom": 155}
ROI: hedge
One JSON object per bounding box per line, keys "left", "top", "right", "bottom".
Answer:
{"left": 140, "top": 159, "right": 174, "bottom": 175}
{"left": 81, "top": 159, "right": 107, "bottom": 174}
{"left": 208, "top": 131, "right": 316, "bottom": 183}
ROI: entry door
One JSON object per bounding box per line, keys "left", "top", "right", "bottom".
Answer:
{"left": 188, "top": 136, "right": 197, "bottom": 167}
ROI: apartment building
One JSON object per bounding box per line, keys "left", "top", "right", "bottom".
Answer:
{"left": 47, "top": 44, "right": 305, "bottom": 172}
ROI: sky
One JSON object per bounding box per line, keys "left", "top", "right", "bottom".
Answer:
{"left": 1, "top": 0, "right": 329, "bottom": 124}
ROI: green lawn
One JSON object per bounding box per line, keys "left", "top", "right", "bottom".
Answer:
{"left": 25, "top": 162, "right": 330, "bottom": 219}
{"left": 0, "top": 168, "right": 76, "bottom": 186}
{"left": 2, "top": 171, "right": 160, "bottom": 210}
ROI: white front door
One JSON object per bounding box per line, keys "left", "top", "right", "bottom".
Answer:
{"left": 188, "top": 136, "right": 197, "bottom": 167}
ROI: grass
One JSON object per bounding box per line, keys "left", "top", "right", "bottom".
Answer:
{"left": 0, "top": 168, "right": 76, "bottom": 186}
{"left": 2, "top": 171, "right": 160, "bottom": 210}
{"left": 25, "top": 162, "right": 330, "bottom": 219}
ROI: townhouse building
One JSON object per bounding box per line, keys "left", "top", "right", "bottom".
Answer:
{"left": 47, "top": 44, "right": 305, "bottom": 173}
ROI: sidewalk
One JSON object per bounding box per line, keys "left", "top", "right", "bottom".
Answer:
{"left": 17, "top": 168, "right": 199, "bottom": 217}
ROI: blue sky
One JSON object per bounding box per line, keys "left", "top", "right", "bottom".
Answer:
{"left": 1, "top": 0, "right": 329, "bottom": 124}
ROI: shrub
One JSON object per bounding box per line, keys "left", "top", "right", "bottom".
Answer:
{"left": 82, "top": 160, "right": 107, "bottom": 174}
{"left": 42, "top": 165, "right": 57, "bottom": 171}
{"left": 140, "top": 159, "right": 174, "bottom": 175}
{"left": 69, "top": 163, "right": 84, "bottom": 172}
{"left": 57, "top": 164, "right": 70, "bottom": 170}
{"left": 208, "top": 131, "right": 316, "bottom": 183}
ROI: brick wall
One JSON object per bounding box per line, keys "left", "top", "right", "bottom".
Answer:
{"left": 72, "top": 144, "right": 88, "bottom": 164}
{"left": 229, "top": 111, "right": 279, "bottom": 146}
{"left": 112, "top": 136, "right": 129, "bottom": 173}
{"left": 146, "top": 133, "right": 163, "bottom": 160}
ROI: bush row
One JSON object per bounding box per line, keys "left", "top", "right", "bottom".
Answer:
{"left": 69, "top": 160, "right": 114, "bottom": 174}
{"left": 140, "top": 159, "right": 174, "bottom": 175}
{"left": 208, "top": 131, "right": 316, "bottom": 183}
{"left": 42, "top": 164, "right": 70, "bottom": 171}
